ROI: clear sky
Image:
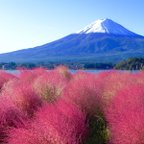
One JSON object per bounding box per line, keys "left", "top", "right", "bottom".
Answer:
{"left": 0, "top": 0, "right": 144, "bottom": 54}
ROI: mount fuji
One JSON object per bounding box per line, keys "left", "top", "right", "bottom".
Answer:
{"left": 0, "top": 18, "right": 144, "bottom": 63}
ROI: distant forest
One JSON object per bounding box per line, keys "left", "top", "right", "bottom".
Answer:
{"left": 114, "top": 58, "right": 144, "bottom": 70}
{"left": 0, "top": 62, "right": 114, "bottom": 70}
{"left": 0, "top": 58, "right": 144, "bottom": 70}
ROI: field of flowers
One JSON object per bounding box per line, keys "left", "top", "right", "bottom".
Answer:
{"left": 0, "top": 66, "right": 144, "bottom": 144}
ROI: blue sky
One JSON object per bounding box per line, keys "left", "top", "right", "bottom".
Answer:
{"left": 0, "top": 0, "right": 144, "bottom": 53}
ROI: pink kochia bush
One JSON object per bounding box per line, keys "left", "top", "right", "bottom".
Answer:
{"left": 101, "top": 71, "right": 136, "bottom": 106}
{"left": 7, "top": 100, "right": 86, "bottom": 144}
{"left": 2, "top": 81, "right": 42, "bottom": 117}
{"left": 18, "top": 67, "right": 48, "bottom": 84}
{"left": 63, "top": 72, "right": 104, "bottom": 115}
{"left": 0, "top": 70, "right": 16, "bottom": 91}
{"left": 62, "top": 72, "right": 107, "bottom": 143}
{"left": 106, "top": 84, "right": 144, "bottom": 144}
{"left": 0, "top": 97, "right": 27, "bottom": 143}
{"left": 33, "top": 69, "right": 71, "bottom": 102}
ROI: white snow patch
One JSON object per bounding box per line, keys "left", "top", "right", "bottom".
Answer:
{"left": 77, "top": 19, "right": 138, "bottom": 36}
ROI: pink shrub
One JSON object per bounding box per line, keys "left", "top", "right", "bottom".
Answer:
{"left": 55, "top": 65, "right": 72, "bottom": 81}
{"left": 0, "top": 97, "right": 27, "bottom": 143}
{"left": 106, "top": 84, "right": 144, "bottom": 144}
{"left": 62, "top": 73, "right": 104, "bottom": 115}
{"left": 62, "top": 72, "right": 108, "bottom": 143}
{"left": 133, "top": 71, "right": 144, "bottom": 85}
{"left": 18, "top": 67, "right": 48, "bottom": 84}
{"left": 0, "top": 70, "right": 16, "bottom": 91}
{"left": 101, "top": 71, "right": 138, "bottom": 106}
{"left": 7, "top": 100, "right": 86, "bottom": 144}
{"left": 72, "top": 70, "right": 94, "bottom": 80}
{"left": 33, "top": 70, "right": 69, "bottom": 102}
{"left": 2, "top": 81, "right": 42, "bottom": 117}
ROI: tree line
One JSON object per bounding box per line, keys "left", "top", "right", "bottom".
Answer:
{"left": 0, "top": 58, "right": 144, "bottom": 70}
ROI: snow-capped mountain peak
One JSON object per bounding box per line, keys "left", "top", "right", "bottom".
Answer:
{"left": 77, "top": 18, "right": 138, "bottom": 36}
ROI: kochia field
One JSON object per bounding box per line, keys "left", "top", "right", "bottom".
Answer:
{"left": 0, "top": 67, "right": 144, "bottom": 144}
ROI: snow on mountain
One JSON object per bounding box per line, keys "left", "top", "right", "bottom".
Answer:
{"left": 77, "top": 18, "right": 139, "bottom": 36}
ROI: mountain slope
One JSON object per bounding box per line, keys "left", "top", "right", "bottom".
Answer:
{"left": 0, "top": 19, "right": 144, "bottom": 63}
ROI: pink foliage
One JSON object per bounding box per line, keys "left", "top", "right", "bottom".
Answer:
{"left": 0, "top": 68, "right": 144, "bottom": 144}
{"left": 63, "top": 73, "right": 104, "bottom": 115}
{"left": 106, "top": 84, "right": 144, "bottom": 144}
{"left": 101, "top": 71, "right": 139, "bottom": 106}
{"left": 0, "top": 70, "right": 17, "bottom": 91}
{"left": 33, "top": 70, "right": 69, "bottom": 102}
{"left": 2, "top": 81, "right": 42, "bottom": 117}
{"left": 0, "top": 97, "right": 27, "bottom": 143}
{"left": 7, "top": 100, "right": 86, "bottom": 144}
{"left": 55, "top": 65, "right": 72, "bottom": 80}
{"left": 18, "top": 67, "right": 48, "bottom": 84}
